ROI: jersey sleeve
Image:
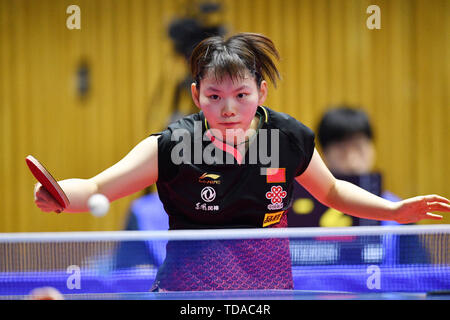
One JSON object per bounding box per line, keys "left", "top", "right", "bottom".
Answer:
{"left": 293, "top": 122, "right": 315, "bottom": 176}
{"left": 266, "top": 108, "right": 316, "bottom": 177}
{"left": 150, "top": 129, "right": 179, "bottom": 183}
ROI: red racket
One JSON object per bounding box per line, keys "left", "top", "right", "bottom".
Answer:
{"left": 26, "top": 155, "right": 70, "bottom": 212}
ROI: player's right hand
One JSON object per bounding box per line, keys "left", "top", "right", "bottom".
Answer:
{"left": 34, "top": 183, "right": 63, "bottom": 213}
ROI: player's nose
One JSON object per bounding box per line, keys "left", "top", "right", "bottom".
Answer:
{"left": 221, "top": 100, "right": 236, "bottom": 117}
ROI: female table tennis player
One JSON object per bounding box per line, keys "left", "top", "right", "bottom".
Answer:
{"left": 34, "top": 33, "right": 450, "bottom": 291}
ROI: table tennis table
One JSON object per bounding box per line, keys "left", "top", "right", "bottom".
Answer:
{"left": 62, "top": 290, "right": 450, "bottom": 300}
{"left": 1, "top": 289, "right": 449, "bottom": 300}
{"left": 0, "top": 226, "right": 448, "bottom": 301}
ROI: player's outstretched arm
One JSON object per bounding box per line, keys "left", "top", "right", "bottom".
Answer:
{"left": 34, "top": 135, "right": 159, "bottom": 213}
{"left": 295, "top": 148, "right": 450, "bottom": 224}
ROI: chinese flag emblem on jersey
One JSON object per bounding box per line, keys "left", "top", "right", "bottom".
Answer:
{"left": 266, "top": 168, "right": 286, "bottom": 183}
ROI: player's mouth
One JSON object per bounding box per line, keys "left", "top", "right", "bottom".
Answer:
{"left": 220, "top": 122, "right": 240, "bottom": 127}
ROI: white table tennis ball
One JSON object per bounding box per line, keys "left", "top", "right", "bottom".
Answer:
{"left": 88, "top": 194, "right": 110, "bottom": 217}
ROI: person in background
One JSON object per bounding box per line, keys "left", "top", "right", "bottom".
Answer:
{"left": 316, "top": 106, "right": 427, "bottom": 264}
{"left": 288, "top": 106, "right": 398, "bottom": 228}
{"left": 317, "top": 106, "right": 400, "bottom": 205}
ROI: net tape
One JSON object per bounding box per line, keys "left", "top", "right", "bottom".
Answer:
{"left": 1, "top": 224, "right": 449, "bottom": 242}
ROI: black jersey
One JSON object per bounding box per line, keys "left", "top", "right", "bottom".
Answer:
{"left": 153, "top": 106, "right": 315, "bottom": 230}
{"left": 150, "top": 106, "right": 315, "bottom": 291}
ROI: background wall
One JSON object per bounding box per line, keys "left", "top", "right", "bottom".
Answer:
{"left": 0, "top": 0, "right": 448, "bottom": 232}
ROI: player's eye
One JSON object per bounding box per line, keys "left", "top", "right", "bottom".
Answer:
{"left": 208, "top": 95, "right": 220, "bottom": 100}
{"left": 237, "top": 93, "right": 248, "bottom": 99}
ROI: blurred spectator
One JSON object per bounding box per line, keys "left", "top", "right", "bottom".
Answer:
{"left": 289, "top": 106, "right": 399, "bottom": 228}
{"left": 288, "top": 106, "right": 427, "bottom": 265}
{"left": 318, "top": 107, "right": 375, "bottom": 176}
{"left": 317, "top": 106, "right": 399, "bottom": 203}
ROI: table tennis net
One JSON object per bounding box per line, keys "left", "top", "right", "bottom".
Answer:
{"left": 0, "top": 225, "right": 448, "bottom": 297}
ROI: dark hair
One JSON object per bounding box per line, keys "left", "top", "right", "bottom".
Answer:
{"left": 317, "top": 107, "right": 374, "bottom": 149}
{"left": 189, "top": 33, "right": 281, "bottom": 88}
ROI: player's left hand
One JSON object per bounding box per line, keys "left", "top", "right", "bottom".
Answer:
{"left": 393, "top": 195, "right": 450, "bottom": 224}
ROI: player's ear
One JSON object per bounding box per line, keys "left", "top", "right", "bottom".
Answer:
{"left": 191, "top": 83, "right": 201, "bottom": 109}
{"left": 257, "top": 80, "right": 268, "bottom": 105}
